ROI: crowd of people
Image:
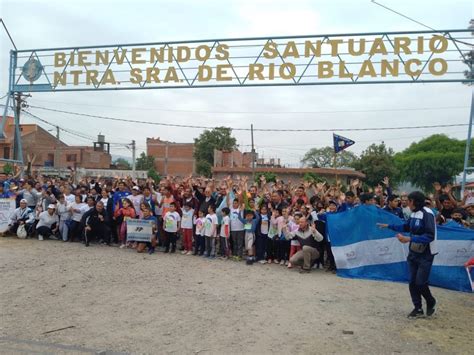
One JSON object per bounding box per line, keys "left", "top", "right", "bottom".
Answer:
{"left": 2, "top": 172, "right": 474, "bottom": 274}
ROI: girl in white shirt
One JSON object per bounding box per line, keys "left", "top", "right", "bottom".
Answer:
{"left": 67, "top": 194, "right": 88, "bottom": 242}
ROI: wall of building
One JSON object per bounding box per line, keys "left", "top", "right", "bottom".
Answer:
{"left": 147, "top": 137, "right": 195, "bottom": 176}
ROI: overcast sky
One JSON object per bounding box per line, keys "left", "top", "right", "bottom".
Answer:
{"left": 1, "top": 0, "right": 472, "bottom": 166}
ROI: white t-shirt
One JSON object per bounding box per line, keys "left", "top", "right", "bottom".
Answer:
{"left": 37, "top": 211, "right": 59, "bottom": 229}
{"left": 69, "top": 202, "right": 88, "bottom": 222}
{"left": 195, "top": 217, "right": 204, "bottom": 236}
{"left": 204, "top": 213, "right": 218, "bottom": 237}
{"left": 181, "top": 208, "right": 194, "bottom": 229}
{"left": 230, "top": 208, "right": 244, "bottom": 231}
{"left": 164, "top": 211, "right": 181, "bottom": 233}
{"left": 260, "top": 214, "right": 269, "bottom": 235}
{"left": 128, "top": 194, "right": 143, "bottom": 215}
{"left": 65, "top": 194, "right": 76, "bottom": 205}
{"left": 154, "top": 192, "right": 163, "bottom": 216}
{"left": 220, "top": 215, "right": 230, "bottom": 238}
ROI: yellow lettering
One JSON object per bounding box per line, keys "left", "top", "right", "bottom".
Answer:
{"left": 130, "top": 68, "right": 142, "bottom": 84}
{"left": 405, "top": 59, "right": 422, "bottom": 76}
{"left": 164, "top": 67, "right": 179, "bottom": 82}
{"left": 70, "top": 70, "right": 82, "bottom": 85}
{"left": 95, "top": 50, "right": 109, "bottom": 65}
{"left": 428, "top": 58, "right": 448, "bottom": 76}
{"left": 338, "top": 61, "right": 353, "bottom": 78}
{"left": 215, "top": 44, "right": 229, "bottom": 60}
{"left": 380, "top": 59, "right": 399, "bottom": 77}
{"left": 263, "top": 42, "right": 278, "bottom": 59}
{"left": 248, "top": 64, "right": 264, "bottom": 80}
{"left": 394, "top": 37, "right": 412, "bottom": 55}
{"left": 429, "top": 35, "right": 448, "bottom": 53}
{"left": 131, "top": 48, "right": 147, "bottom": 64}
{"left": 150, "top": 47, "right": 165, "bottom": 63}
{"left": 347, "top": 39, "right": 365, "bottom": 56}
{"left": 279, "top": 63, "right": 296, "bottom": 79}
{"left": 146, "top": 68, "right": 160, "bottom": 83}
{"left": 86, "top": 70, "right": 99, "bottom": 85}
{"left": 78, "top": 51, "right": 92, "bottom": 66}
{"left": 358, "top": 60, "right": 377, "bottom": 78}
{"left": 304, "top": 40, "right": 322, "bottom": 57}
{"left": 318, "top": 61, "right": 333, "bottom": 78}
{"left": 369, "top": 38, "right": 388, "bottom": 55}
{"left": 54, "top": 52, "right": 66, "bottom": 67}
{"left": 197, "top": 65, "right": 212, "bottom": 81}
{"left": 216, "top": 64, "right": 233, "bottom": 81}
{"left": 177, "top": 46, "right": 191, "bottom": 62}
{"left": 282, "top": 41, "right": 299, "bottom": 58}
{"left": 327, "top": 39, "right": 343, "bottom": 56}
{"left": 53, "top": 71, "right": 66, "bottom": 86}
{"left": 101, "top": 69, "right": 116, "bottom": 85}
{"left": 114, "top": 49, "right": 127, "bottom": 65}
{"left": 195, "top": 45, "right": 211, "bottom": 61}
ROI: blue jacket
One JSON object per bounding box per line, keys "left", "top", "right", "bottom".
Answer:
{"left": 383, "top": 205, "right": 404, "bottom": 220}
{"left": 388, "top": 207, "right": 436, "bottom": 245}
{"left": 238, "top": 212, "right": 260, "bottom": 233}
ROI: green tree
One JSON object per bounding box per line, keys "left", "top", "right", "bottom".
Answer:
{"left": 302, "top": 172, "right": 325, "bottom": 183}
{"left": 147, "top": 168, "right": 161, "bottom": 183}
{"left": 301, "top": 146, "right": 358, "bottom": 168}
{"left": 394, "top": 134, "right": 474, "bottom": 190}
{"left": 196, "top": 160, "right": 212, "bottom": 177}
{"left": 136, "top": 152, "right": 155, "bottom": 170}
{"left": 113, "top": 158, "right": 131, "bottom": 170}
{"left": 3, "top": 163, "right": 13, "bottom": 175}
{"left": 255, "top": 172, "right": 277, "bottom": 183}
{"left": 351, "top": 143, "right": 398, "bottom": 187}
{"left": 194, "top": 127, "right": 237, "bottom": 176}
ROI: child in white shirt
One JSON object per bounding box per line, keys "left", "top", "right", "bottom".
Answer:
{"left": 181, "top": 203, "right": 194, "bottom": 255}
{"left": 203, "top": 204, "right": 218, "bottom": 258}
{"left": 163, "top": 202, "right": 181, "bottom": 253}
{"left": 194, "top": 210, "right": 205, "bottom": 256}
{"left": 219, "top": 207, "right": 231, "bottom": 259}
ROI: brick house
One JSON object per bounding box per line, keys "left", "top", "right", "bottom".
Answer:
{"left": 212, "top": 166, "right": 365, "bottom": 184}
{"left": 146, "top": 137, "right": 195, "bottom": 176}
{"left": 0, "top": 116, "right": 111, "bottom": 169}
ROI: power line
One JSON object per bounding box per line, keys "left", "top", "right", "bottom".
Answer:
{"left": 28, "top": 98, "right": 469, "bottom": 115}
{"left": 27, "top": 105, "right": 470, "bottom": 132}
{"left": 0, "top": 18, "right": 17, "bottom": 50}
{"left": 370, "top": 1, "right": 473, "bottom": 47}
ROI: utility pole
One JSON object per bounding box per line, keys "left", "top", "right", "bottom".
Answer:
{"left": 251, "top": 124, "right": 255, "bottom": 182}
{"left": 13, "top": 93, "right": 22, "bottom": 161}
{"left": 131, "top": 140, "right": 136, "bottom": 175}
{"left": 54, "top": 126, "right": 60, "bottom": 169}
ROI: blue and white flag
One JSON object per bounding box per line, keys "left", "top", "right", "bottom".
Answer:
{"left": 327, "top": 205, "right": 474, "bottom": 292}
{"left": 333, "top": 133, "right": 355, "bottom": 153}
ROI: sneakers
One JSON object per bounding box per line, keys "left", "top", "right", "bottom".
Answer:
{"left": 119, "top": 244, "right": 126, "bottom": 249}
{"left": 279, "top": 260, "right": 285, "bottom": 266}
{"left": 299, "top": 268, "right": 310, "bottom": 274}
{"left": 407, "top": 308, "right": 424, "bottom": 318}
{"left": 426, "top": 299, "right": 437, "bottom": 317}
{"left": 186, "top": 251, "right": 193, "bottom": 255}
{"left": 181, "top": 250, "right": 187, "bottom": 255}
{"left": 258, "top": 260, "right": 267, "bottom": 264}
{"left": 284, "top": 260, "right": 289, "bottom": 266}
{"left": 246, "top": 258, "right": 254, "bottom": 265}
{"left": 274, "top": 259, "right": 280, "bottom": 264}
{"left": 148, "top": 247, "right": 155, "bottom": 255}
{"left": 38, "top": 235, "right": 44, "bottom": 241}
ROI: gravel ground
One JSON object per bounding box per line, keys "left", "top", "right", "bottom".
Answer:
{"left": 0, "top": 237, "right": 472, "bottom": 354}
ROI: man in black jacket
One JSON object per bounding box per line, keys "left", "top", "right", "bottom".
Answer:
{"left": 83, "top": 201, "right": 110, "bottom": 246}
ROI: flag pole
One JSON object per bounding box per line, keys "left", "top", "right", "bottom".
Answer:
{"left": 333, "top": 150, "right": 338, "bottom": 186}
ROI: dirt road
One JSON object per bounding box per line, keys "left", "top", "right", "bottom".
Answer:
{"left": 0, "top": 237, "right": 472, "bottom": 354}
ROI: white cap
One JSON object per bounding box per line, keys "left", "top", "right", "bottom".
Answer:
{"left": 20, "top": 199, "right": 27, "bottom": 204}
{"left": 47, "top": 204, "right": 56, "bottom": 209}
{"left": 132, "top": 186, "right": 140, "bottom": 191}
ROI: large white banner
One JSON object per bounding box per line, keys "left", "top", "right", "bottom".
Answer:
{"left": 126, "top": 219, "right": 154, "bottom": 242}
{"left": 0, "top": 198, "right": 16, "bottom": 233}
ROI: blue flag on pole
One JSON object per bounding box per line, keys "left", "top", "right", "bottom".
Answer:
{"left": 327, "top": 205, "right": 474, "bottom": 293}
{"left": 333, "top": 133, "right": 355, "bottom": 153}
